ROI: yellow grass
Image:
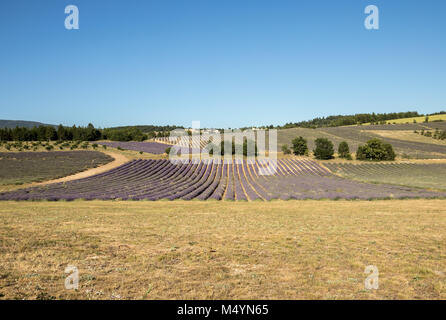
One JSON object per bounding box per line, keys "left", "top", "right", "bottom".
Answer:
{"left": 367, "top": 130, "right": 446, "bottom": 146}
{"left": 359, "top": 114, "right": 446, "bottom": 125}
{"left": 0, "top": 200, "right": 445, "bottom": 300}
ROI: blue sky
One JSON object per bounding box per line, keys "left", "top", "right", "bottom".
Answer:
{"left": 1, "top": 0, "right": 445, "bottom": 128}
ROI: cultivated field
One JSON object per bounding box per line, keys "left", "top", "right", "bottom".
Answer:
{"left": 277, "top": 124, "right": 446, "bottom": 159}
{"left": 0, "top": 151, "right": 113, "bottom": 186}
{"left": 1, "top": 129, "right": 446, "bottom": 301}
{"left": 98, "top": 141, "right": 170, "bottom": 155}
{"left": 373, "top": 114, "right": 446, "bottom": 124}
{"left": 2, "top": 158, "right": 445, "bottom": 201}
{"left": 0, "top": 200, "right": 445, "bottom": 300}
{"left": 326, "top": 162, "right": 446, "bottom": 191}
{"left": 369, "top": 130, "right": 446, "bottom": 146}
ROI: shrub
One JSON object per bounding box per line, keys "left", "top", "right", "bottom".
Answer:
{"left": 313, "top": 138, "right": 334, "bottom": 160}
{"left": 281, "top": 144, "right": 291, "bottom": 155}
{"left": 92, "top": 143, "right": 98, "bottom": 149}
{"left": 356, "top": 138, "right": 396, "bottom": 161}
{"left": 102, "top": 145, "right": 107, "bottom": 150}
{"left": 338, "top": 141, "right": 351, "bottom": 159}
{"left": 291, "top": 136, "right": 308, "bottom": 156}
{"left": 165, "top": 147, "right": 171, "bottom": 155}
{"left": 45, "top": 145, "right": 54, "bottom": 151}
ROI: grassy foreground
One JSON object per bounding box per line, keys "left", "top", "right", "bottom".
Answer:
{"left": 0, "top": 200, "right": 445, "bottom": 300}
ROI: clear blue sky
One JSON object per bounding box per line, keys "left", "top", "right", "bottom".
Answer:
{"left": 1, "top": 0, "right": 445, "bottom": 128}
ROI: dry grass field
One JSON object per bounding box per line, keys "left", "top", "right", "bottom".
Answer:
{"left": 360, "top": 114, "right": 446, "bottom": 125}
{"left": 369, "top": 130, "right": 446, "bottom": 146}
{"left": 0, "top": 200, "right": 445, "bottom": 300}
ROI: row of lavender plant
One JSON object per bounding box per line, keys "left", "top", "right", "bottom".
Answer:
{"left": 1, "top": 159, "right": 446, "bottom": 201}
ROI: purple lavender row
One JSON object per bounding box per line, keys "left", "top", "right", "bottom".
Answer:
{"left": 2, "top": 159, "right": 446, "bottom": 201}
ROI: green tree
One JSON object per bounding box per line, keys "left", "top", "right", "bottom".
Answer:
{"left": 207, "top": 138, "right": 257, "bottom": 157}
{"left": 356, "top": 138, "right": 396, "bottom": 161}
{"left": 281, "top": 144, "right": 291, "bottom": 155}
{"left": 338, "top": 141, "right": 351, "bottom": 159}
{"left": 313, "top": 138, "right": 334, "bottom": 160}
{"left": 291, "top": 136, "right": 308, "bottom": 155}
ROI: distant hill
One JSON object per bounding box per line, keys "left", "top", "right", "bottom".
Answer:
{"left": 279, "top": 111, "right": 423, "bottom": 129}
{"left": 0, "top": 120, "right": 56, "bottom": 129}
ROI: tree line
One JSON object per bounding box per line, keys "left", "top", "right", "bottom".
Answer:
{"left": 0, "top": 123, "right": 178, "bottom": 142}
{"left": 280, "top": 111, "right": 421, "bottom": 129}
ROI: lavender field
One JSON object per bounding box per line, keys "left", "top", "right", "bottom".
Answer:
{"left": 98, "top": 141, "right": 170, "bottom": 154}
{"left": 0, "top": 151, "right": 113, "bottom": 185}
{"left": 1, "top": 159, "right": 445, "bottom": 201}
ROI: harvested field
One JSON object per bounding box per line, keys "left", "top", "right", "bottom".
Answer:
{"left": 98, "top": 141, "right": 171, "bottom": 154}
{"left": 2, "top": 159, "right": 446, "bottom": 201}
{"left": 277, "top": 127, "right": 351, "bottom": 151}
{"left": 358, "top": 123, "right": 431, "bottom": 131}
{"left": 0, "top": 151, "right": 113, "bottom": 185}
{"left": 277, "top": 125, "right": 446, "bottom": 159}
{"left": 325, "top": 162, "right": 446, "bottom": 191}
{"left": 369, "top": 130, "right": 446, "bottom": 146}
{"left": 0, "top": 200, "right": 445, "bottom": 299}
{"left": 320, "top": 127, "right": 446, "bottom": 159}
{"left": 379, "top": 114, "right": 446, "bottom": 124}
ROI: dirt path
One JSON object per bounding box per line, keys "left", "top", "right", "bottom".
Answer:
{"left": 34, "top": 152, "right": 129, "bottom": 186}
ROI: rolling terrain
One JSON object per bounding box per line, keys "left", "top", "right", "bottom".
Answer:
{"left": 278, "top": 123, "right": 446, "bottom": 159}
{"left": 0, "top": 120, "right": 55, "bottom": 129}
{"left": 2, "top": 158, "right": 445, "bottom": 201}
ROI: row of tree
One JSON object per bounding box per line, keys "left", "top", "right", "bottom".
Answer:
{"left": 0, "top": 124, "right": 102, "bottom": 142}
{"left": 205, "top": 139, "right": 258, "bottom": 157}
{"left": 280, "top": 111, "right": 421, "bottom": 129}
{"left": 0, "top": 124, "right": 153, "bottom": 142}
{"left": 282, "top": 137, "right": 396, "bottom": 161}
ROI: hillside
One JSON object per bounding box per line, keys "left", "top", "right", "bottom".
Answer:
{"left": 0, "top": 120, "right": 55, "bottom": 129}
{"left": 380, "top": 113, "right": 446, "bottom": 124}
{"left": 277, "top": 122, "right": 446, "bottom": 159}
